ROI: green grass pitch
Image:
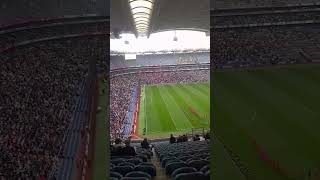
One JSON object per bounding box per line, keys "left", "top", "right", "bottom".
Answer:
{"left": 212, "top": 64, "right": 320, "bottom": 180}
{"left": 137, "top": 82, "right": 210, "bottom": 138}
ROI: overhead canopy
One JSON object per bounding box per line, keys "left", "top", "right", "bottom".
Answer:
{"left": 0, "top": 0, "right": 108, "bottom": 24}
{"left": 111, "top": 0, "right": 210, "bottom": 38}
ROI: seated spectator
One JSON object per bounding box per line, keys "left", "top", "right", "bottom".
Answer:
{"left": 183, "top": 134, "right": 188, "bottom": 142}
{"left": 141, "top": 138, "right": 150, "bottom": 149}
{"left": 204, "top": 132, "right": 210, "bottom": 140}
{"left": 169, "top": 134, "right": 176, "bottom": 144}
{"left": 193, "top": 134, "right": 200, "bottom": 141}
{"left": 111, "top": 138, "right": 123, "bottom": 156}
{"left": 121, "top": 139, "right": 136, "bottom": 156}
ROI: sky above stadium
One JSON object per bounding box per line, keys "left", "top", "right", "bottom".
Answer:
{"left": 110, "top": 30, "right": 210, "bottom": 53}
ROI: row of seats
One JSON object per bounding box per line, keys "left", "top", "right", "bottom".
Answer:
{"left": 155, "top": 140, "right": 210, "bottom": 180}
{"left": 110, "top": 149, "right": 156, "bottom": 180}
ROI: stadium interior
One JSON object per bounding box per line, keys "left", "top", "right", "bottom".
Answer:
{"left": 212, "top": 0, "right": 320, "bottom": 180}
{"left": 1, "top": 0, "right": 320, "bottom": 180}
{"left": 110, "top": 0, "right": 210, "bottom": 180}
{"left": 0, "top": 0, "right": 108, "bottom": 180}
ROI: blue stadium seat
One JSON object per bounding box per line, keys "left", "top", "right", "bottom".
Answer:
{"left": 110, "top": 171, "right": 123, "bottom": 180}
{"left": 134, "top": 165, "right": 156, "bottom": 177}
{"left": 173, "top": 172, "right": 206, "bottom": 180}
{"left": 138, "top": 162, "right": 154, "bottom": 166}
{"left": 171, "top": 167, "right": 197, "bottom": 179}
{"left": 178, "top": 155, "right": 192, "bottom": 161}
{"left": 121, "top": 177, "right": 149, "bottom": 180}
{"left": 136, "top": 154, "right": 148, "bottom": 161}
{"left": 165, "top": 162, "right": 188, "bottom": 175}
{"left": 112, "top": 156, "right": 134, "bottom": 159}
{"left": 112, "top": 166, "right": 134, "bottom": 176}
{"left": 111, "top": 159, "right": 125, "bottom": 165}
{"left": 125, "top": 171, "right": 151, "bottom": 179}
{"left": 204, "top": 170, "right": 210, "bottom": 178}
{"left": 188, "top": 160, "right": 209, "bottom": 170}
{"left": 127, "top": 158, "right": 143, "bottom": 165}
{"left": 196, "top": 153, "right": 209, "bottom": 159}
{"left": 118, "top": 162, "right": 136, "bottom": 168}
{"left": 162, "top": 158, "right": 181, "bottom": 168}
{"left": 200, "top": 165, "right": 210, "bottom": 174}
{"left": 186, "top": 157, "right": 201, "bottom": 164}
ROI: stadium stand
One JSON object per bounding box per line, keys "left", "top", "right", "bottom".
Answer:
{"left": 0, "top": 16, "right": 108, "bottom": 179}
{"left": 110, "top": 65, "right": 209, "bottom": 140}
{"left": 110, "top": 0, "right": 210, "bottom": 179}
{"left": 110, "top": 53, "right": 210, "bottom": 69}
{"left": 211, "top": 4, "right": 320, "bottom": 68}
{"left": 110, "top": 136, "right": 210, "bottom": 180}
{"left": 213, "top": 0, "right": 319, "bottom": 9}
{"left": 210, "top": 0, "right": 320, "bottom": 179}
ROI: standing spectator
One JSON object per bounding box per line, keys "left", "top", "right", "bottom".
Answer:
{"left": 169, "top": 134, "right": 176, "bottom": 144}
{"left": 141, "top": 138, "right": 150, "bottom": 149}
{"left": 111, "top": 138, "right": 123, "bottom": 156}
{"left": 193, "top": 134, "right": 200, "bottom": 141}
{"left": 121, "top": 139, "right": 136, "bottom": 156}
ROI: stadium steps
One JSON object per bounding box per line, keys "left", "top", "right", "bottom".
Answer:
{"left": 151, "top": 148, "right": 169, "bottom": 180}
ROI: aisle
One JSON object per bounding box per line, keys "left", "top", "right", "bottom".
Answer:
{"left": 151, "top": 148, "right": 169, "bottom": 180}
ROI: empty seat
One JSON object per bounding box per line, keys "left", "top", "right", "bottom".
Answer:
{"left": 161, "top": 157, "right": 177, "bottom": 167}
{"left": 188, "top": 160, "right": 209, "bottom": 170}
{"left": 128, "top": 158, "right": 143, "bottom": 165}
{"left": 138, "top": 162, "right": 154, "bottom": 166}
{"left": 178, "top": 155, "right": 193, "bottom": 161}
{"left": 121, "top": 177, "right": 149, "bottom": 180}
{"left": 162, "top": 158, "right": 181, "bottom": 168}
{"left": 112, "top": 156, "right": 134, "bottom": 159}
{"left": 111, "top": 159, "right": 125, "bottom": 165}
{"left": 196, "top": 153, "right": 209, "bottom": 159}
{"left": 134, "top": 165, "right": 156, "bottom": 177}
{"left": 125, "top": 171, "right": 151, "bottom": 180}
{"left": 165, "top": 162, "right": 188, "bottom": 175}
{"left": 171, "top": 167, "right": 197, "bottom": 178}
{"left": 204, "top": 170, "right": 210, "bottom": 178}
{"left": 112, "top": 166, "right": 134, "bottom": 176}
{"left": 173, "top": 172, "right": 206, "bottom": 180}
{"left": 118, "top": 162, "right": 136, "bottom": 168}
{"left": 200, "top": 165, "right": 210, "bottom": 174}
{"left": 186, "top": 157, "right": 201, "bottom": 164}
{"left": 136, "top": 154, "right": 148, "bottom": 161}
{"left": 110, "top": 171, "right": 123, "bottom": 180}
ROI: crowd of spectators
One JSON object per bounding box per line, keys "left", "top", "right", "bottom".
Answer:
{"left": 169, "top": 133, "right": 210, "bottom": 144}
{"left": 111, "top": 139, "right": 137, "bottom": 157}
{"left": 0, "top": 18, "right": 108, "bottom": 52}
{"left": 214, "top": 0, "right": 318, "bottom": 9}
{"left": 213, "top": 11, "right": 320, "bottom": 26}
{"left": 0, "top": 34, "right": 107, "bottom": 179}
{"left": 211, "top": 25, "right": 320, "bottom": 68}
{"left": 110, "top": 68, "right": 210, "bottom": 139}
{"left": 111, "top": 138, "right": 152, "bottom": 157}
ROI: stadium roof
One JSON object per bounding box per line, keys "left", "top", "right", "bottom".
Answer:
{"left": 111, "top": 0, "right": 210, "bottom": 38}
{"left": 0, "top": 0, "right": 108, "bottom": 25}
